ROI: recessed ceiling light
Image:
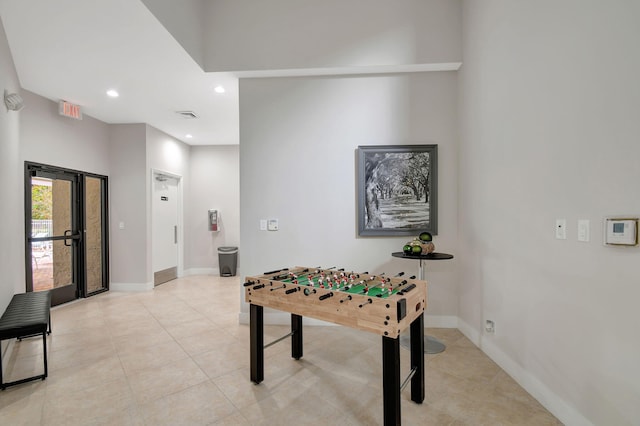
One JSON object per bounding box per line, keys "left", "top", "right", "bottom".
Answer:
{"left": 106, "top": 89, "right": 119, "bottom": 98}
{"left": 214, "top": 85, "right": 225, "bottom": 94}
{"left": 185, "top": 134, "right": 193, "bottom": 139}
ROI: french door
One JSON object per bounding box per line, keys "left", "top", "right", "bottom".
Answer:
{"left": 25, "top": 162, "right": 109, "bottom": 306}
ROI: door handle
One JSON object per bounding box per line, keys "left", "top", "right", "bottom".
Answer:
{"left": 63, "top": 229, "right": 81, "bottom": 246}
{"left": 174, "top": 226, "right": 178, "bottom": 244}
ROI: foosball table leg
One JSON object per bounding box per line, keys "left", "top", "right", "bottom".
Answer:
{"left": 382, "top": 336, "right": 401, "bottom": 426}
{"left": 291, "top": 314, "right": 303, "bottom": 360}
{"left": 410, "top": 313, "right": 425, "bottom": 403}
{"left": 250, "top": 304, "right": 264, "bottom": 384}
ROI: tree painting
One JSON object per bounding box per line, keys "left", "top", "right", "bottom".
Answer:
{"left": 358, "top": 145, "right": 437, "bottom": 236}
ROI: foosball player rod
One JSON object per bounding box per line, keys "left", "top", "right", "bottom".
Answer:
{"left": 342, "top": 273, "right": 380, "bottom": 291}
{"left": 395, "top": 276, "right": 417, "bottom": 290}
{"left": 263, "top": 268, "right": 288, "bottom": 275}
{"left": 362, "top": 272, "right": 406, "bottom": 296}
{"left": 270, "top": 284, "right": 286, "bottom": 291}
{"left": 364, "top": 272, "right": 404, "bottom": 294}
{"left": 359, "top": 298, "right": 373, "bottom": 308}
{"left": 271, "top": 268, "right": 309, "bottom": 281}
{"left": 339, "top": 295, "right": 352, "bottom": 303}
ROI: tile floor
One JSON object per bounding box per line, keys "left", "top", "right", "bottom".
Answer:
{"left": 0, "top": 275, "right": 562, "bottom": 425}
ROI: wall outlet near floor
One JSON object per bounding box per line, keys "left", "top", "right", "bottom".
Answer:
{"left": 485, "top": 320, "right": 495, "bottom": 333}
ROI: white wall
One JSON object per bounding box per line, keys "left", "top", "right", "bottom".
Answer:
{"left": 187, "top": 145, "right": 240, "bottom": 275}
{"left": 108, "top": 124, "right": 148, "bottom": 288}
{"left": 0, "top": 19, "right": 22, "bottom": 314}
{"left": 459, "top": 1, "right": 640, "bottom": 425}
{"left": 146, "top": 125, "right": 191, "bottom": 280}
{"left": 204, "top": 0, "right": 461, "bottom": 72}
{"left": 239, "top": 72, "right": 459, "bottom": 322}
{"left": 19, "top": 90, "right": 110, "bottom": 176}
{"left": 141, "top": 0, "right": 205, "bottom": 69}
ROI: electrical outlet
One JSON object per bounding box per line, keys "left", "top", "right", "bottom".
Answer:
{"left": 555, "top": 219, "right": 567, "bottom": 240}
{"left": 485, "top": 320, "right": 495, "bottom": 333}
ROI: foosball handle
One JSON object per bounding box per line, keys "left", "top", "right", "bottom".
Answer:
{"left": 319, "top": 292, "right": 334, "bottom": 301}
{"left": 398, "top": 283, "right": 416, "bottom": 295}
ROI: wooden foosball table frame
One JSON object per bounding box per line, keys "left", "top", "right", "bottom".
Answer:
{"left": 244, "top": 267, "right": 427, "bottom": 426}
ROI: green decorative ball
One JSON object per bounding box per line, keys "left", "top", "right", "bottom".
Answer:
{"left": 419, "top": 232, "right": 433, "bottom": 242}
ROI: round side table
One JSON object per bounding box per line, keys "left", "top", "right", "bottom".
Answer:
{"left": 392, "top": 251, "right": 454, "bottom": 354}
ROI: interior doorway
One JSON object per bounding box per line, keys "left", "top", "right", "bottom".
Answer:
{"left": 25, "top": 162, "right": 109, "bottom": 306}
{"left": 152, "top": 171, "right": 180, "bottom": 286}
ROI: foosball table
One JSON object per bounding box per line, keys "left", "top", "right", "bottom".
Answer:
{"left": 243, "top": 266, "right": 427, "bottom": 426}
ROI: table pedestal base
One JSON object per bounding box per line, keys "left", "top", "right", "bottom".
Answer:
{"left": 392, "top": 252, "right": 455, "bottom": 355}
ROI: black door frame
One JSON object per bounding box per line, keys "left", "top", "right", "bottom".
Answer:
{"left": 25, "top": 162, "right": 109, "bottom": 304}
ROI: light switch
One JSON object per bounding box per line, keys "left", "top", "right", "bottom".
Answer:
{"left": 119, "top": 221, "right": 125, "bottom": 230}
{"left": 555, "top": 219, "right": 567, "bottom": 240}
{"left": 577, "top": 219, "right": 590, "bottom": 242}
{"left": 259, "top": 219, "right": 267, "bottom": 231}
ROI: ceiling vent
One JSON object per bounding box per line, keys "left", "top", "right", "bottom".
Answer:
{"left": 175, "top": 110, "right": 198, "bottom": 119}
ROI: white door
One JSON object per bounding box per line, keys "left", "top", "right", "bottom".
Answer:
{"left": 152, "top": 173, "right": 179, "bottom": 285}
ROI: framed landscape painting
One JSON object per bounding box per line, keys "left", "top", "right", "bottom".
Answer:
{"left": 357, "top": 145, "right": 437, "bottom": 237}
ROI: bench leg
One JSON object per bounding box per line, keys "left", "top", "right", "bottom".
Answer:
{"left": 0, "top": 340, "right": 4, "bottom": 390}
{"left": 0, "top": 331, "right": 48, "bottom": 390}
{"left": 43, "top": 331, "right": 48, "bottom": 378}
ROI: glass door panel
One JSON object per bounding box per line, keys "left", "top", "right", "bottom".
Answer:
{"left": 85, "top": 176, "right": 107, "bottom": 294}
{"left": 28, "top": 169, "right": 80, "bottom": 305}
{"left": 26, "top": 163, "right": 109, "bottom": 305}
{"left": 30, "top": 177, "right": 54, "bottom": 291}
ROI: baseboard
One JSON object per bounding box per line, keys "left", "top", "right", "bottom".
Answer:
{"left": 425, "top": 314, "right": 458, "bottom": 329}
{"left": 184, "top": 268, "right": 218, "bottom": 276}
{"left": 457, "top": 317, "right": 481, "bottom": 346}
{"left": 109, "top": 282, "right": 153, "bottom": 292}
{"left": 458, "top": 319, "right": 590, "bottom": 426}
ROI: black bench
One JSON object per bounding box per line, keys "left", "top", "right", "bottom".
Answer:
{"left": 0, "top": 291, "right": 52, "bottom": 390}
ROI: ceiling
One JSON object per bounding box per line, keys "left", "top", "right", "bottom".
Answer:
{"left": 0, "top": 0, "right": 239, "bottom": 146}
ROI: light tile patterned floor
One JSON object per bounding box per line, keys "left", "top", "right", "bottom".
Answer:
{"left": 0, "top": 275, "right": 562, "bottom": 425}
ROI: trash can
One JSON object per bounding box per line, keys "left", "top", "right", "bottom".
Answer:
{"left": 218, "top": 246, "right": 238, "bottom": 277}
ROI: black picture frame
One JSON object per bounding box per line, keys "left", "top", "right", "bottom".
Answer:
{"left": 357, "top": 145, "right": 437, "bottom": 237}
